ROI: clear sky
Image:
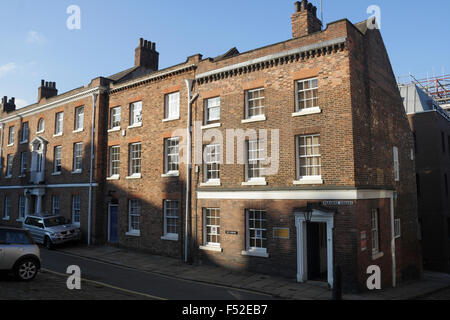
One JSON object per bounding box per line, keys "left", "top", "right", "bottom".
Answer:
{"left": 0, "top": 0, "right": 449, "bottom": 109}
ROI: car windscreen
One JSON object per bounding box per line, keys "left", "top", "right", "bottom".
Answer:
{"left": 0, "top": 230, "right": 34, "bottom": 245}
{"left": 44, "top": 217, "right": 68, "bottom": 227}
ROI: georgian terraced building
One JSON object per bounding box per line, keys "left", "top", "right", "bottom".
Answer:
{"left": 0, "top": 1, "right": 422, "bottom": 292}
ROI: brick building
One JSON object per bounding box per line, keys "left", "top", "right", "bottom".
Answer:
{"left": 0, "top": 1, "right": 422, "bottom": 292}
{"left": 399, "top": 83, "right": 450, "bottom": 272}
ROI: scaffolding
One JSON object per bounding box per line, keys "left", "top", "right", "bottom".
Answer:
{"left": 399, "top": 74, "right": 450, "bottom": 106}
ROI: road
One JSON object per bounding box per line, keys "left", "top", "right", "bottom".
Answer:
{"left": 40, "top": 249, "right": 275, "bottom": 300}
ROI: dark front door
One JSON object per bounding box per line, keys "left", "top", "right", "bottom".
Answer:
{"left": 307, "top": 222, "right": 328, "bottom": 281}
{"left": 109, "top": 205, "right": 118, "bottom": 243}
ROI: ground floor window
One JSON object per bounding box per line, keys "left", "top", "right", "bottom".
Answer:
{"left": 163, "top": 200, "right": 179, "bottom": 240}
{"left": 245, "top": 209, "right": 267, "bottom": 254}
{"left": 18, "top": 196, "right": 26, "bottom": 220}
{"left": 128, "top": 199, "right": 141, "bottom": 235}
{"left": 203, "top": 208, "right": 220, "bottom": 247}
{"left": 371, "top": 209, "right": 380, "bottom": 254}
{"left": 72, "top": 195, "right": 81, "bottom": 226}
{"left": 52, "top": 196, "right": 60, "bottom": 216}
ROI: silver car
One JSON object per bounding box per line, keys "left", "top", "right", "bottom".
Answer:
{"left": 23, "top": 215, "right": 81, "bottom": 249}
{"left": 0, "top": 227, "right": 41, "bottom": 281}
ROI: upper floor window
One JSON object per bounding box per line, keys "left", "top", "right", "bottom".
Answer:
{"left": 8, "top": 126, "right": 14, "bottom": 145}
{"left": 74, "top": 106, "right": 84, "bottom": 131}
{"left": 21, "top": 122, "right": 29, "bottom": 143}
{"left": 296, "top": 134, "right": 321, "bottom": 181}
{"left": 245, "top": 88, "right": 265, "bottom": 119}
{"left": 204, "top": 97, "right": 220, "bottom": 124}
{"left": 37, "top": 118, "right": 45, "bottom": 133}
{"left": 55, "top": 112, "right": 64, "bottom": 135}
{"left": 164, "top": 137, "right": 179, "bottom": 175}
{"left": 245, "top": 140, "right": 265, "bottom": 182}
{"left": 203, "top": 144, "right": 221, "bottom": 183}
{"left": 295, "top": 78, "right": 319, "bottom": 111}
{"left": 54, "top": 146, "right": 62, "bottom": 174}
{"left": 129, "top": 143, "right": 141, "bottom": 177}
{"left": 165, "top": 92, "right": 180, "bottom": 120}
{"left": 6, "top": 154, "right": 13, "bottom": 177}
{"left": 110, "top": 107, "right": 121, "bottom": 129}
{"left": 393, "top": 146, "right": 399, "bottom": 182}
{"left": 109, "top": 146, "right": 120, "bottom": 177}
{"left": 73, "top": 143, "right": 83, "bottom": 173}
{"left": 130, "top": 101, "right": 142, "bottom": 127}
{"left": 20, "top": 152, "right": 27, "bottom": 176}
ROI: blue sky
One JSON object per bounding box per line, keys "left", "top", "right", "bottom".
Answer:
{"left": 0, "top": 0, "right": 449, "bottom": 109}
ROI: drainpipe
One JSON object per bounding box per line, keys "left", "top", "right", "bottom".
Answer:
{"left": 184, "top": 79, "right": 198, "bottom": 263}
{"left": 390, "top": 193, "right": 396, "bottom": 287}
{"left": 88, "top": 93, "right": 98, "bottom": 246}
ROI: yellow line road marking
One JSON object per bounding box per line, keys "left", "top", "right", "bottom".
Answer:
{"left": 42, "top": 268, "right": 167, "bottom": 300}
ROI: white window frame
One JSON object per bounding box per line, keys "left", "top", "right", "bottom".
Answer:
{"left": 55, "top": 112, "right": 64, "bottom": 136}
{"left": 394, "top": 218, "right": 401, "bottom": 239}
{"left": 8, "top": 126, "right": 14, "bottom": 145}
{"left": 21, "top": 122, "right": 29, "bottom": 143}
{"left": 245, "top": 88, "right": 265, "bottom": 120}
{"left": 242, "top": 209, "right": 268, "bottom": 257}
{"left": 393, "top": 146, "right": 400, "bottom": 182}
{"left": 127, "top": 199, "right": 141, "bottom": 236}
{"left": 203, "top": 144, "right": 221, "bottom": 184}
{"left": 162, "top": 200, "right": 179, "bottom": 241}
{"left": 18, "top": 195, "right": 26, "bottom": 221}
{"left": 295, "top": 77, "right": 319, "bottom": 112}
{"left": 72, "top": 195, "right": 81, "bottom": 227}
{"left": 128, "top": 143, "right": 141, "bottom": 178}
{"left": 163, "top": 137, "right": 179, "bottom": 176}
{"left": 295, "top": 134, "right": 322, "bottom": 184}
{"left": 129, "top": 101, "right": 143, "bottom": 127}
{"left": 109, "top": 145, "right": 120, "bottom": 178}
{"left": 37, "top": 118, "right": 45, "bottom": 133}
{"left": 74, "top": 106, "right": 84, "bottom": 131}
{"left": 20, "top": 152, "right": 27, "bottom": 176}
{"left": 244, "top": 140, "right": 266, "bottom": 185}
{"left": 6, "top": 154, "right": 13, "bottom": 178}
{"left": 164, "top": 92, "right": 180, "bottom": 121}
{"left": 204, "top": 97, "right": 221, "bottom": 124}
{"left": 52, "top": 195, "right": 60, "bottom": 216}
{"left": 371, "top": 209, "right": 380, "bottom": 255}
{"left": 3, "top": 196, "right": 11, "bottom": 220}
{"left": 54, "top": 146, "right": 62, "bottom": 174}
{"left": 110, "top": 106, "right": 121, "bottom": 130}
{"left": 73, "top": 143, "right": 83, "bottom": 173}
{"left": 203, "top": 208, "right": 221, "bottom": 248}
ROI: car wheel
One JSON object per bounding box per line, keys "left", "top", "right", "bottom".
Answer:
{"left": 44, "top": 236, "right": 53, "bottom": 250}
{"left": 14, "top": 259, "right": 39, "bottom": 281}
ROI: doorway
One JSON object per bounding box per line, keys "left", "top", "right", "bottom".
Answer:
{"left": 306, "top": 222, "right": 328, "bottom": 282}
{"left": 108, "top": 204, "right": 118, "bottom": 243}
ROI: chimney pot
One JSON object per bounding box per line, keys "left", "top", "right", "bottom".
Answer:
{"left": 135, "top": 38, "right": 159, "bottom": 70}
{"left": 292, "top": 0, "right": 322, "bottom": 38}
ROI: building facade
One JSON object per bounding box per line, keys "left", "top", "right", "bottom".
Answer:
{"left": 0, "top": 1, "right": 422, "bottom": 292}
{"left": 399, "top": 83, "right": 450, "bottom": 272}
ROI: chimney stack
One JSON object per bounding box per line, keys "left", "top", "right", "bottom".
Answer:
{"left": 135, "top": 38, "right": 159, "bottom": 70}
{"left": 1, "top": 96, "right": 16, "bottom": 113}
{"left": 291, "top": 0, "right": 322, "bottom": 38}
{"left": 38, "top": 80, "right": 58, "bottom": 102}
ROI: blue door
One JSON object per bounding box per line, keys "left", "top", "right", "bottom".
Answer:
{"left": 109, "top": 205, "right": 118, "bottom": 243}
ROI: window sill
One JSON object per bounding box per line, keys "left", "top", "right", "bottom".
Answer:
{"left": 293, "top": 178, "right": 324, "bottom": 185}
{"left": 126, "top": 231, "right": 141, "bottom": 237}
{"left": 107, "top": 175, "right": 120, "bottom": 181}
{"left": 128, "top": 123, "right": 143, "bottom": 129}
{"left": 72, "top": 129, "right": 84, "bottom": 134}
{"left": 20, "top": 140, "right": 29, "bottom": 145}
{"left": 19, "top": 174, "right": 27, "bottom": 178}
{"left": 201, "top": 123, "right": 221, "bottom": 130}
{"left": 241, "top": 115, "right": 266, "bottom": 124}
{"left": 200, "top": 180, "right": 221, "bottom": 187}
{"left": 292, "top": 107, "right": 322, "bottom": 117}
{"left": 36, "top": 130, "right": 45, "bottom": 134}
{"left": 5, "top": 176, "right": 12, "bottom": 179}
{"left": 2, "top": 217, "right": 10, "bottom": 221}
{"left": 52, "top": 172, "right": 62, "bottom": 176}
{"left": 162, "top": 117, "right": 180, "bottom": 123}
{"left": 241, "top": 250, "right": 269, "bottom": 258}
{"left": 16, "top": 218, "right": 24, "bottom": 222}
{"left": 53, "top": 134, "right": 63, "bottom": 138}
{"left": 242, "top": 179, "right": 267, "bottom": 186}
{"left": 162, "top": 171, "right": 180, "bottom": 178}
{"left": 71, "top": 171, "right": 82, "bottom": 175}
{"left": 200, "top": 245, "right": 223, "bottom": 253}
{"left": 126, "top": 174, "right": 142, "bottom": 180}
{"left": 161, "top": 234, "right": 179, "bottom": 241}
{"left": 7, "top": 144, "right": 14, "bottom": 147}
{"left": 372, "top": 251, "right": 384, "bottom": 261}
{"left": 108, "top": 127, "right": 121, "bottom": 133}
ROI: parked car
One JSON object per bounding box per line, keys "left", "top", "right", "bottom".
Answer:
{"left": 0, "top": 227, "right": 41, "bottom": 281}
{"left": 22, "top": 215, "right": 81, "bottom": 249}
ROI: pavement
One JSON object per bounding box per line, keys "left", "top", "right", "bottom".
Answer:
{"left": 56, "top": 245, "right": 450, "bottom": 300}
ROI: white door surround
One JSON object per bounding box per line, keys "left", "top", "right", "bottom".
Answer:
{"left": 295, "top": 209, "right": 335, "bottom": 288}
